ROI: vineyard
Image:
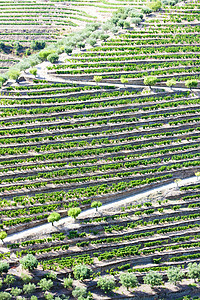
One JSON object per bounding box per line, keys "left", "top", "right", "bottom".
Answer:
{"left": 0, "top": 0, "right": 200, "bottom": 299}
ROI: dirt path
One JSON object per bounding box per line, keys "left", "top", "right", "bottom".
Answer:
{"left": 4, "top": 175, "right": 199, "bottom": 243}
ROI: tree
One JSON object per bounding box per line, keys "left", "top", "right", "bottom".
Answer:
{"left": 120, "top": 76, "right": 128, "bottom": 87}
{"left": 166, "top": 78, "right": 176, "bottom": 88}
{"left": 88, "top": 38, "right": 96, "bottom": 47}
{"left": 185, "top": 79, "right": 198, "bottom": 90}
{"left": 72, "top": 287, "right": 87, "bottom": 299}
{"left": 0, "top": 292, "right": 11, "bottom": 300}
{"left": 31, "top": 40, "right": 45, "bottom": 50}
{"left": 0, "top": 42, "right": 5, "bottom": 51}
{"left": 174, "top": 178, "right": 181, "bottom": 188}
{"left": 31, "top": 296, "right": 38, "bottom": 300}
{"left": 63, "top": 275, "right": 73, "bottom": 289}
{"left": 39, "top": 49, "right": 54, "bottom": 61}
{"left": 119, "top": 273, "right": 138, "bottom": 290}
{"left": 91, "top": 201, "right": 102, "bottom": 211}
{"left": 0, "top": 262, "right": 9, "bottom": 274}
{"left": 142, "top": 7, "right": 152, "bottom": 14}
{"left": 8, "top": 69, "right": 20, "bottom": 81}
{"left": 187, "top": 263, "right": 200, "bottom": 282}
{"left": 38, "top": 278, "right": 53, "bottom": 292}
{"left": 20, "top": 254, "right": 38, "bottom": 271}
{"left": 167, "top": 267, "right": 183, "bottom": 285}
{"left": 144, "top": 76, "right": 157, "bottom": 89}
{"left": 29, "top": 68, "right": 37, "bottom": 77}
{"left": 68, "top": 207, "right": 81, "bottom": 220}
{"left": 47, "top": 53, "right": 59, "bottom": 63}
{"left": 25, "top": 49, "right": 31, "bottom": 56}
{"left": 73, "top": 264, "right": 92, "bottom": 280}
{"left": 131, "top": 17, "right": 141, "bottom": 25}
{"left": 93, "top": 75, "right": 102, "bottom": 85}
{"left": 47, "top": 212, "right": 61, "bottom": 226}
{"left": 100, "top": 34, "right": 109, "bottom": 41}
{"left": 123, "top": 21, "right": 130, "bottom": 29}
{"left": 117, "top": 19, "right": 125, "bottom": 28}
{"left": 64, "top": 46, "right": 73, "bottom": 55}
{"left": 148, "top": 1, "right": 162, "bottom": 11}
{"left": 97, "top": 276, "right": 116, "bottom": 293}
{"left": 13, "top": 41, "right": 22, "bottom": 54}
{"left": 143, "top": 271, "right": 163, "bottom": 287}
{"left": 195, "top": 172, "right": 200, "bottom": 180}
{"left": 77, "top": 42, "right": 85, "bottom": 50}
{"left": 23, "top": 283, "right": 36, "bottom": 294}
{"left": 0, "top": 76, "right": 6, "bottom": 87}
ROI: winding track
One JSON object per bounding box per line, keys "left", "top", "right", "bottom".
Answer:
{"left": 3, "top": 175, "right": 199, "bottom": 243}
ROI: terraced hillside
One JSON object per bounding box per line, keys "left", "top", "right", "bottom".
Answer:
{"left": 0, "top": 0, "right": 147, "bottom": 74}
{"left": 0, "top": 0, "right": 200, "bottom": 299}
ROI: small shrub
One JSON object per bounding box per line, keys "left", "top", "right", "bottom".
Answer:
{"left": 120, "top": 273, "right": 138, "bottom": 290}
{"left": 47, "top": 53, "right": 59, "bottom": 63}
{"left": 167, "top": 267, "right": 183, "bottom": 285}
{"left": 4, "top": 275, "right": 15, "bottom": 287}
{"left": 47, "top": 212, "right": 61, "bottom": 226}
{"left": 38, "top": 278, "right": 53, "bottom": 291}
{"left": 143, "top": 271, "right": 163, "bottom": 286}
{"left": 23, "top": 283, "right": 36, "bottom": 294}
{"left": 68, "top": 208, "right": 81, "bottom": 219}
{"left": 73, "top": 264, "right": 92, "bottom": 280}
{"left": 63, "top": 275, "right": 73, "bottom": 288}
{"left": 0, "top": 292, "right": 11, "bottom": 300}
{"left": 97, "top": 276, "right": 116, "bottom": 293}
{"left": 20, "top": 254, "right": 38, "bottom": 271}
{"left": 11, "top": 287, "right": 22, "bottom": 297}
{"left": 72, "top": 287, "right": 87, "bottom": 298}
{"left": 0, "top": 262, "right": 9, "bottom": 274}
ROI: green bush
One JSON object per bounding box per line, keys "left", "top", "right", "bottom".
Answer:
{"left": 4, "top": 275, "right": 15, "bottom": 287}
{"left": 7, "top": 69, "right": 20, "bottom": 81}
{"left": 38, "top": 278, "right": 53, "bottom": 291}
{"left": 73, "top": 264, "right": 92, "bottom": 280}
{"left": 72, "top": 287, "right": 87, "bottom": 298}
{"left": 120, "top": 273, "right": 138, "bottom": 290}
{"left": 29, "top": 68, "right": 37, "bottom": 76}
{"left": 23, "top": 283, "right": 36, "bottom": 294}
{"left": 45, "top": 271, "right": 57, "bottom": 280}
{"left": 187, "top": 263, "right": 200, "bottom": 282}
{"left": 0, "top": 292, "right": 11, "bottom": 300}
{"left": 20, "top": 254, "right": 38, "bottom": 270}
{"left": 64, "top": 46, "right": 73, "bottom": 54}
{"left": 167, "top": 267, "right": 183, "bottom": 285}
{"left": 143, "top": 271, "right": 163, "bottom": 286}
{"left": 97, "top": 276, "right": 116, "bottom": 293}
{"left": 91, "top": 201, "right": 102, "bottom": 211}
{"left": 63, "top": 275, "right": 73, "bottom": 288}
{"left": 0, "top": 262, "right": 9, "bottom": 274}
{"left": 31, "top": 40, "right": 45, "bottom": 50}
{"left": 39, "top": 50, "right": 55, "bottom": 60}
{"left": 148, "top": 1, "right": 162, "bottom": 11}
{"left": 68, "top": 208, "right": 81, "bottom": 219}
{"left": 47, "top": 212, "right": 61, "bottom": 226}
{"left": 185, "top": 79, "right": 198, "bottom": 89}
{"left": 21, "top": 273, "right": 32, "bottom": 283}
{"left": 11, "top": 287, "right": 22, "bottom": 297}
{"left": 47, "top": 53, "right": 59, "bottom": 63}
{"left": 144, "top": 76, "right": 158, "bottom": 87}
